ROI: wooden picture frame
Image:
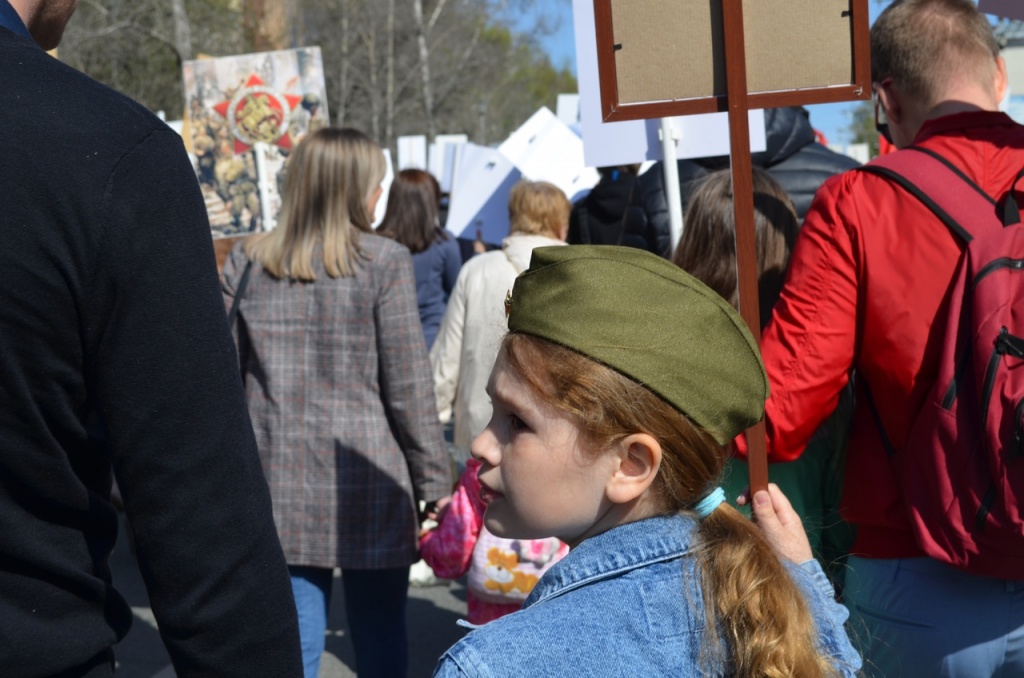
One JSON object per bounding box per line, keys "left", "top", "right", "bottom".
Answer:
{"left": 594, "top": 0, "right": 871, "bottom": 122}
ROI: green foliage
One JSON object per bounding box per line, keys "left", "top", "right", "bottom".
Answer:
{"left": 59, "top": 0, "right": 576, "bottom": 148}
{"left": 61, "top": 0, "right": 247, "bottom": 118}
{"left": 473, "top": 25, "right": 577, "bottom": 143}
{"left": 846, "top": 99, "right": 880, "bottom": 158}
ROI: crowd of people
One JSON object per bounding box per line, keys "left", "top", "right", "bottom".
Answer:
{"left": 4, "top": 0, "right": 1024, "bottom": 677}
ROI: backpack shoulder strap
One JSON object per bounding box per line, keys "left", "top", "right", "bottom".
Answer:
{"left": 859, "top": 147, "right": 1003, "bottom": 243}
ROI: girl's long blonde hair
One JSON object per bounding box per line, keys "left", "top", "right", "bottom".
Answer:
{"left": 244, "top": 127, "right": 386, "bottom": 281}
{"left": 500, "top": 332, "right": 843, "bottom": 678}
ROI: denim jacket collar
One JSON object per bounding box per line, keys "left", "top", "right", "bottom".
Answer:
{"left": 524, "top": 513, "right": 697, "bottom": 608}
{"left": 439, "top": 511, "right": 861, "bottom": 677}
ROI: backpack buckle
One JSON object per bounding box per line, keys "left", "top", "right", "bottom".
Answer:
{"left": 996, "top": 327, "right": 1024, "bottom": 360}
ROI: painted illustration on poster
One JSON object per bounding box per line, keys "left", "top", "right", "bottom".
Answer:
{"left": 183, "top": 47, "right": 329, "bottom": 238}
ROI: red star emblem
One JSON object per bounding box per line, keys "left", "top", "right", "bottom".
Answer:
{"left": 213, "top": 74, "right": 303, "bottom": 155}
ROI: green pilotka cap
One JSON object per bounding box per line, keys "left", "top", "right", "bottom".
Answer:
{"left": 506, "top": 246, "right": 768, "bottom": 444}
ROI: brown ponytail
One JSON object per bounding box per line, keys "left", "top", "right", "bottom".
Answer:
{"left": 501, "top": 333, "right": 840, "bottom": 677}
{"left": 697, "top": 505, "right": 835, "bottom": 676}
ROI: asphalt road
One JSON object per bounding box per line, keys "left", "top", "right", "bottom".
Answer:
{"left": 108, "top": 516, "right": 470, "bottom": 678}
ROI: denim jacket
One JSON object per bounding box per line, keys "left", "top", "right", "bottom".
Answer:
{"left": 434, "top": 513, "right": 861, "bottom": 677}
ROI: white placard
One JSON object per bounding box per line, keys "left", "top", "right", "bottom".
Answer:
{"left": 372, "top": 149, "right": 395, "bottom": 230}
{"left": 397, "top": 135, "right": 427, "bottom": 170}
{"left": 498, "top": 107, "right": 600, "bottom": 203}
{"left": 572, "top": 0, "right": 766, "bottom": 168}
{"left": 446, "top": 143, "right": 521, "bottom": 243}
{"left": 557, "top": 94, "right": 581, "bottom": 128}
{"left": 429, "top": 134, "right": 469, "bottom": 193}
{"left": 182, "top": 47, "right": 330, "bottom": 238}
{"left": 979, "top": 0, "right": 1024, "bottom": 21}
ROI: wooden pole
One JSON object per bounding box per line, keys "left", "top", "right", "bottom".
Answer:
{"left": 721, "top": 0, "right": 768, "bottom": 495}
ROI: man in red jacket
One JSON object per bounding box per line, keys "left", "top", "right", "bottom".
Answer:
{"left": 754, "top": 1, "right": 1024, "bottom": 675}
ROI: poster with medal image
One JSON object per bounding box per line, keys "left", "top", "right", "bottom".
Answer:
{"left": 183, "top": 47, "right": 329, "bottom": 238}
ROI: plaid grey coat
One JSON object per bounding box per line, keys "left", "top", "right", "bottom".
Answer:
{"left": 222, "top": 235, "right": 451, "bottom": 569}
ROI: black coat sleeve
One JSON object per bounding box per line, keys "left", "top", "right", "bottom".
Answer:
{"left": 638, "top": 161, "right": 712, "bottom": 258}
{"left": 87, "top": 130, "right": 302, "bottom": 676}
{"left": 637, "top": 163, "right": 670, "bottom": 255}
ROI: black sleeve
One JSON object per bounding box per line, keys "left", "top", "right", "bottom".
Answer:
{"left": 86, "top": 130, "right": 301, "bottom": 676}
{"left": 567, "top": 202, "right": 587, "bottom": 245}
{"left": 768, "top": 143, "right": 861, "bottom": 223}
{"left": 637, "top": 163, "right": 670, "bottom": 252}
{"left": 634, "top": 165, "right": 675, "bottom": 259}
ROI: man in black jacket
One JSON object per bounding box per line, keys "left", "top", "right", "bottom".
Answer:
{"left": 637, "top": 106, "right": 860, "bottom": 249}
{"left": 0, "top": 2, "right": 302, "bottom": 676}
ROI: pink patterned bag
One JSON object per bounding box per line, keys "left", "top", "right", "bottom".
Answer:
{"left": 466, "top": 529, "right": 567, "bottom": 604}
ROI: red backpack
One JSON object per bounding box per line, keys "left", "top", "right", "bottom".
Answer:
{"left": 862, "top": 147, "right": 1024, "bottom": 579}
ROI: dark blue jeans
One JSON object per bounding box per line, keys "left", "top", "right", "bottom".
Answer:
{"left": 289, "top": 565, "right": 410, "bottom": 678}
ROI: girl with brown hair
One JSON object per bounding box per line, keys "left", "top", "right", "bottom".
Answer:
{"left": 672, "top": 167, "right": 798, "bottom": 330}
{"left": 433, "top": 246, "right": 859, "bottom": 677}
{"left": 378, "top": 169, "right": 462, "bottom": 349}
{"left": 672, "top": 168, "right": 853, "bottom": 592}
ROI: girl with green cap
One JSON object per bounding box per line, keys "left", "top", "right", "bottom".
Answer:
{"left": 433, "top": 245, "right": 860, "bottom": 677}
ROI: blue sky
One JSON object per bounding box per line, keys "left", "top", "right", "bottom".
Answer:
{"left": 535, "top": 1, "right": 886, "bottom": 146}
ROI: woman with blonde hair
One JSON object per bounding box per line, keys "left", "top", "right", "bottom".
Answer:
{"left": 430, "top": 180, "right": 570, "bottom": 455}
{"left": 222, "top": 128, "right": 450, "bottom": 678}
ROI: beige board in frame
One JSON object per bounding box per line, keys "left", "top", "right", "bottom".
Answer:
{"left": 596, "top": 0, "right": 871, "bottom": 122}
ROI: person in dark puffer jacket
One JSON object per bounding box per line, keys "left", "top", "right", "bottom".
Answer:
{"left": 568, "top": 165, "right": 670, "bottom": 256}
{"left": 636, "top": 106, "right": 860, "bottom": 245}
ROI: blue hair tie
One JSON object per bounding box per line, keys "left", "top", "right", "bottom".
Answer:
{"left": 694, "top": 487, "right": 726, "bottom": 519}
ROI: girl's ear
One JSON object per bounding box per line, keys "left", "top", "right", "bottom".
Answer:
{"left": 605, "top": 433, "right": 662, "bottom": 505}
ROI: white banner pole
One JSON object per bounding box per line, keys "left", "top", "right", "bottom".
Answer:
{"left": 253, "top": 142, "right": 275, "bottom": 231}
{"left": 659, "top": 118, "right": 684, "bottom": 252}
